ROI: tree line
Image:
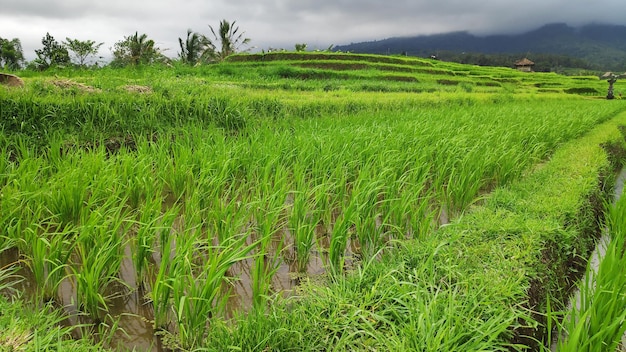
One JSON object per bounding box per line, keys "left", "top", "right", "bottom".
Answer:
{"left": 0, "top": 20, "right": 250, "bottom": 70}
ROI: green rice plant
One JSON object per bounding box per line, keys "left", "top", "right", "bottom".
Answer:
{"left": 168, "top": 214, "right": 257, "bottom": 350}
{"left": 157, "top": 205, "right": 181, "bottom": 252}
{"left": 21, "top": 223, "right": 73, "bottom": 305}
{"left": 554, "top": 195, "right": 626, "bottom": 351}
{"left": 351, "top": 167, "right": 388, "bottom": 259}
{"left": 117, "top": 151, "right": 157, "bottom": 210}
{"left": 148, "top": 202, "right": 181, "bottom": 329}
{"left": 443, "top": 146, "right": 487, "bottom": 212}
{"left": 45, "top": 170, "right": 90, "bottom": 226}
{"left": 0, "top": 243, "right": 22, "bottom": 295}
{"left": 161, "top": 147, "right": 195, "bottom": 203}
{"left": 383, "top": 163, "right": 434, "bottom": 239}
{"left": 250, "top": 164, "right": 289, "bottom": 309}
{"left": 151, "top": 227, "right": 175, "bottom": 331}
{"left": 131, "top": 194, "right": 165, "bottom": 290}
{"left": 72, "top": 204, "right": 129, "bottom": 322}
{"left": 3, "top": 214, "right": 25, "bottom": 253}
{"left": 205, "top": 184, "right": 248, "bottom": 245}
{"left": 22, "top": 227, "right": 47, "bottom": 303}
{"left": 328, "top": 199, "right": 357, "bottom": 276}
{"left": 42, "top": 230, "right": 74, "bottom": 304}
{"left": 0, "top": 293, "right": 112, "bottom": 351}
{"left": 205, "top": 96, "right": 248, "bottom": 131}
{"left": 313, "top": 177, "right": 335, "bottom": 240}
{"left": 0, "top": 141, "right": 12, "bottom": 190}
{"left": 289, "top": 185, "right": 321, "bottom": 273}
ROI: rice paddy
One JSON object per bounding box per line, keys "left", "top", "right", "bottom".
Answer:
{"left": 1, "top": 52, "right": 625, "bottom": 350}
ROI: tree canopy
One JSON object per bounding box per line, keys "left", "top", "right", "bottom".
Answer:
{"left": 0, "top": 37, "right": 24, "bottom": 70}
{"left": 63, "top": 38, "right": 104, "bottom": 67}
{"left": 206, "top": 20, "right": 251, "bottom": 62}
{"left": 33, "top": 33, "right": 71, "bottom": 70}
{"left": 3, "top": 22, "right": 254, "bottom": 68}
{"left": 111, "top": 32, "right": 165, "bottom": 67}
{"left": 178, "top": 29, "right": 212, "bottom": 65}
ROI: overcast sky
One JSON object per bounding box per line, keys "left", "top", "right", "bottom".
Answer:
{"left": 1, "top": 0, "right": 625, "bottom": 62}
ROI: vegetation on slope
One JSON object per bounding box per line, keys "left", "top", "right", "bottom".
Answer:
{"left": 1, "top": 53, "right": 625, "bottom": 351}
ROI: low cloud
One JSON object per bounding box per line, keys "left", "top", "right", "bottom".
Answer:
{"left": 1, "top": 0, "right": 625, "bottom": 61}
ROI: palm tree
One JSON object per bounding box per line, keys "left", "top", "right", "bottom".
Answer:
{"left": 128, "top": 32, "right": 155, "bottom": 65}
{"left": 178, "top": 29, "right": 212, "bottom": 65}
{"left": 111, "top": 32, "right": 162, "bottom": 67}
{"left": 206, "top": 20, "right": 251, "bottom": 62}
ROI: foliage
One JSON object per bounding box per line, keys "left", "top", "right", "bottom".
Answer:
{"left": 552, "top": 180, "right": 626, "bottom": 351}
{"left": 205, "top": 19, "right": 251, "bottom": 62}
{"left": 0, "top": 296, "right": 115, "bottom": 351}
{"left": 33, "top": 32, "right": 71, "bottom": 70}
{"left": 178, "top": 29, "right": 212, "bottom": 65}
{"left": 110, "top": 32, "right": 165, "bottom": 67}
{"left": 0, "top": 37, "right": 24, "bottom": 70}
{"left": 0, "top": 54, "right": 625, "bottom": 351}
{"left": 295, "top": 43, "right": 307, "bottom": 52}
{"left": 63, "top": 37, "right": 104, "bottom": 67}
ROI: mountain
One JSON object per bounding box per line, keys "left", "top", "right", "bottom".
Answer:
{"left": 334, "top": 23, "right": 626, "bottom": 71}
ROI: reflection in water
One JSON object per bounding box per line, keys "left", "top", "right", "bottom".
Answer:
{"left": 0, "top": 208, "right": 377, "bottom": 351}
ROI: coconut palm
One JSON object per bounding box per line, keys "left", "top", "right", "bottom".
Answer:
{"left": 178, "top": 29, "right": 212, "bottom": 65}
{"left": 206, "top": 20, "right": 251, "bottom": 62}
{"left": 128, "top": 32, "right": 155, "bottom": 65}
{"left": 112, "top": 32, "right": 163, "bottom": 66}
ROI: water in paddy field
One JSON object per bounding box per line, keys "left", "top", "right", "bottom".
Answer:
{"left": 0, "top": 217, "right": 341, "bottom": 351}
{"left": 551, "top": 166, "right": 626, "bottom": 351}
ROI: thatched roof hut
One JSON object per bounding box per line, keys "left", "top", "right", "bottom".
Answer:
{"left": 514, "top": 58, "right": 535, "bottom": 72}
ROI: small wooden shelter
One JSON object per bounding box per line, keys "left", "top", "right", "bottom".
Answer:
{"left": 514, "top": 58, "right": 535, "bottom": 72}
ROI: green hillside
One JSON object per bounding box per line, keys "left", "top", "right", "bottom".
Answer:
{"left": 335, "top": 23, "right": 626, "bottom": 72}
{"left": 225, "top": 52, "right": 610, "bottom": 95}
{"left": 1, "top": 52, "right": 626, "bottom": 351}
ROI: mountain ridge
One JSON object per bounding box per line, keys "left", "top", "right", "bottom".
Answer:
{"left": 334, "top": 23, "right": 626, "bottom": 71}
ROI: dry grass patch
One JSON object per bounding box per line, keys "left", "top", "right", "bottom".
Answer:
{"left": 123, "top": 85, "right": 153, "bottom": 94}
{"left": 51, "top": 79, "right": 101, "bottom": 93}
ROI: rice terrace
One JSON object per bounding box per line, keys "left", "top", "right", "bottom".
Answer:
{"left": 2, "top": 50, "right": 626, "bottom": 351}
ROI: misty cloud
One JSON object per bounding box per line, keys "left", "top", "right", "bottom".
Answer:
{"left": 1, "top": 0, "right": 624, "bottom": 61}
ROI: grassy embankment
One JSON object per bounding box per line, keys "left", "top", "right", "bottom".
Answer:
{"left": 1, "top": 52, "right": 625, "bottom": 350}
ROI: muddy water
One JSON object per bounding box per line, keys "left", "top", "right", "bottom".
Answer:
{"left": 0, "top": 218, "right": 361, "bottom": 351}
{"left": 0, "top": 181, "right": 434, "bottom": 352}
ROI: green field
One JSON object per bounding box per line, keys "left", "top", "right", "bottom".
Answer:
{"left": 1, "top": 52, "right": 626, "bottom": 351}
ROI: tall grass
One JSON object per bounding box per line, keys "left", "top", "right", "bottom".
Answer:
{"left": 22, "top": 223, "right": 73, "bottom": 304}
{"left": 168, "top": 209, "right": 257, "bottom": 350}
{"left": 288, "top": 180, "right": 320, "bottom": 273}
{"left": 251, "top": 160, "right": 289, "bottom": 308}
{"left": 131, "top": 194, "right": 164, "bottom": 289}
{"left": 553, "top": 190, "right": 626, "bottom": 351}
{"left": 72, "top": 203, "right": 129, "bottom": 322}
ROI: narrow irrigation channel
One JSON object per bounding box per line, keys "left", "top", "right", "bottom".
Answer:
{"left": 551, "top": 166, "right": 626, "bottom": 351}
